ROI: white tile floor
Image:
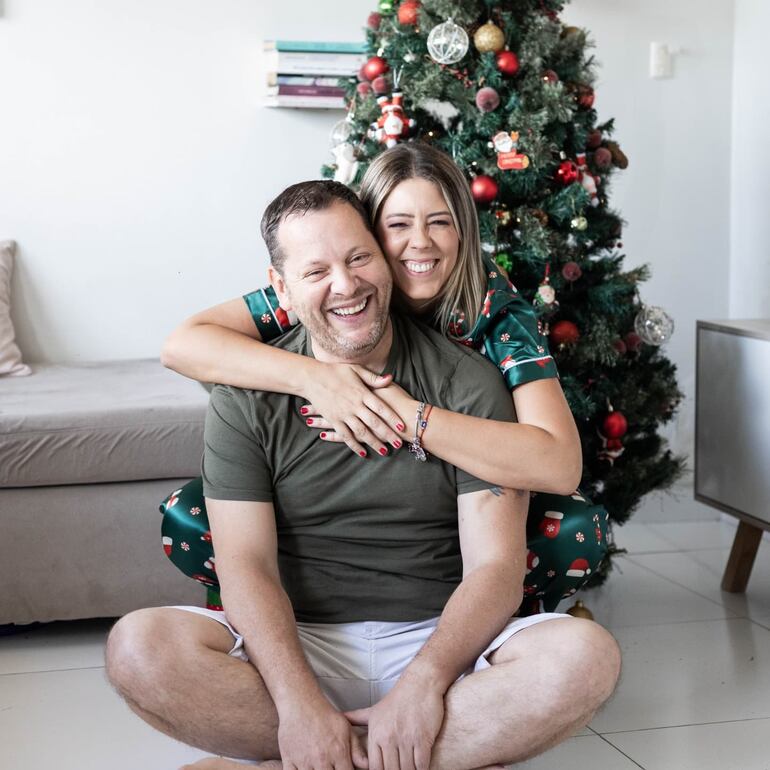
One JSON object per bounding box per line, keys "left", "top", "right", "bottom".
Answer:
{"left": 3, "top": 518, "right": 770, "bottom": 770}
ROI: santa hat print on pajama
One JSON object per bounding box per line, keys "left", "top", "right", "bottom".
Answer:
{"left": 566, "top": 558, "right": 592, "bottom": 579}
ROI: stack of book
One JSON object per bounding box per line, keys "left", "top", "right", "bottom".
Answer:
{"left": 264, "top": 40, "right": 366, "bottom": 109}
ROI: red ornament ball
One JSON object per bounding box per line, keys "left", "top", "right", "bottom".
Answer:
{"left": 356, "top": 81, "right": 373, "bottom": 97}
{"left": 397, "top": 0, "right": 420, "bottom": 26}
{"left": 613, "top": 339, "right": 628, "bottom": 355}
{"left": 362, "top": 56, "right": 389, "bottom": 81}
{"left": 593, "top": 146, "right": 612, "bottom": 170}
{"left": 555, "top": 160, "right": 579, "bottom": 186}
{"left": 577, "top": 85, "right": 595, "bottom": 109}
{"left": 561, "top": 261, "right": 582, "bottom": 282}
{"left": 470, "top": 174, "right": 499, "bottom": 204}
{"left": 542, "top": 69, "right": 559, "bottom": 84}
{"left": 367, "top": 11, "right": 381, "bottom": 29}
{"left": 586, "top": 129, "right": 603, "bottom": 150}
{"left": 602, "top": 411, "right": 628, "bottom": 439}
{"left": 371, "top": 75, "right": 389, "bottom": 95}
{"left": 496, "top": 50, "right": 520, "bottom": 77}
{"left": 624, "top": 331, "right": 642, "bottom": 352}
{"left": 475, "top": 86, "right": 500, "bottom": 113}
{"left": 550, "top": 320, "right": 580, "bottom": 346}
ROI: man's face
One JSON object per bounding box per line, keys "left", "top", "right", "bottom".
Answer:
{"left": 269, "top": 202, "right": 393, "bottom": 361}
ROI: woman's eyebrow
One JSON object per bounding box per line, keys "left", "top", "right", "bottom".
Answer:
{"left": 384, "top": 210, "right": 451, "bottom": 218}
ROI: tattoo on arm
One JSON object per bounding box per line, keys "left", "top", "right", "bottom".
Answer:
{"left": 488, "top": 486, "right": 528, "bottom": 500}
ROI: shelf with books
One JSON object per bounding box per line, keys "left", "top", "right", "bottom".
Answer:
{"left": 262, "top": 40, "right": 363, "bottom": 110}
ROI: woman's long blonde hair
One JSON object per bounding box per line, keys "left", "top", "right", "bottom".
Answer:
{"left": 359, "top": 143, "right": 487, "bottom": 339}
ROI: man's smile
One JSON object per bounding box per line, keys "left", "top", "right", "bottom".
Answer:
{"left": 327, "top": 295, "right": 371, "bottom": 321}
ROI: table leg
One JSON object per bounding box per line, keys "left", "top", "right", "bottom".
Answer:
{"left": 721, "top": 520, "right": 764, "bottom": 593}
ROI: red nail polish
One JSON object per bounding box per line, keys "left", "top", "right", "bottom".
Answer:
{"left": 359, "top": 450, "right": 367, "bottom": 458}
{"left": 378, "top": 447, "right": 388, "bottom": 456}
{"left": 306, "top": 418, "right": 313, "bottom": 425}
{"left": 393, "top": 439, "right": 402, "bottom": 448}
{"left": 300, "top": 407, "right": 309, "bottom": 415}
{"left": 396, "top": 423, "right": 405, "bottom": 432}
{"left": 320, "top": 432, "right": 327, "bottom": 439}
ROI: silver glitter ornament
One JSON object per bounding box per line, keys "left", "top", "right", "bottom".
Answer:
{"left": 634, "top": 305, "right": 674, "bottom": 346}
{"left": 427, "top": 18, "right": 469, "bottom": 65}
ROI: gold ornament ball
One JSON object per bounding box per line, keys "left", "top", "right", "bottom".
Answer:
{"left": 566, "top": 600, "right": 594, "bottom": 620}
{"left": 473, "top": 21, "right": 505, "bottom": 53}
{"left": 571, "top": 215, "right": 588, "bottom": 231}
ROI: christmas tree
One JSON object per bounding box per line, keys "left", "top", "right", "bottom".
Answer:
{"left": 322, "top": 0, "right": 685, "bottom": 582}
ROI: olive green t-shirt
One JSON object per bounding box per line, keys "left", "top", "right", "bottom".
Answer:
{"left": 202, "top": 313, "right": 515, "bottom": 623}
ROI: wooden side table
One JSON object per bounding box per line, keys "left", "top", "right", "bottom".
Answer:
{"left": 695, "top": 319, "right": 770, "bottom": 593}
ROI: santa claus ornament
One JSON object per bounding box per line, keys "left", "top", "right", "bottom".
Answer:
{"left": 369, "top": 89, "right": 416, "bottom": 148}
{"left": 533, "top": 265, "right": 557, "bottom": 310}
{"left": 576, "top": 152, "right": 600, "bottom": 207}
{"left": 493, "top": 131, "right": 530, "bottom": 170}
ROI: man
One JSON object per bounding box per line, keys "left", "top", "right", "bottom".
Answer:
{"left": 105, "top": 181, "right": 620, "bottom": 770}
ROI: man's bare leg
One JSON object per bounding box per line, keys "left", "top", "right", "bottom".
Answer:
{"left": 354, "top": 617, "right": 618, "bottom": 770}
{"left": 421, "top": 617, "right": 621, "bottom": 769}
{"left": 105, "top": 607, "right": 280, "bottom": 761}
{"left": 106, "top": 610, "right": 617, "bottom": 770}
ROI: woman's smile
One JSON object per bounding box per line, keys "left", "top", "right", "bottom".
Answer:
{"left": 375, "top": 177, "right": 460, "bottom": 309}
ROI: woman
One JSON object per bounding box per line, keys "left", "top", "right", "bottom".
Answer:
{"left": 160, "top": 143, "right": 608, "bottom": 615}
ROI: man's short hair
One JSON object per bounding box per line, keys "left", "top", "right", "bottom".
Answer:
{"left": 260, "top": 180, "right": 373, "bottom": 274}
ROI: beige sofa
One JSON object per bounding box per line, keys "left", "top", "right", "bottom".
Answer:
{"left": 1, "top": 360, "right": 207, "bottom": 626}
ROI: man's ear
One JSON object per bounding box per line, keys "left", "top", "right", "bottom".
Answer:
{"left": 268, "top": 265, "right": 292, "bottom": 311}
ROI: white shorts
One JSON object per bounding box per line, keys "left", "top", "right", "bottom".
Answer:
{"left": 167, "top": 605, "right": 570, "bottom": 712}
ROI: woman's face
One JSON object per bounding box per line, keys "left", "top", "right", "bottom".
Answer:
{"left": 374, "top": 177, "right": 460, "bottom": 310}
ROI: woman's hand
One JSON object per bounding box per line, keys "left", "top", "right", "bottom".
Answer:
{"left": 370, "top": 381, "right": 419, "bottom": 439}
{"left": 302, "top": 362, "right": 408, "bottom": 458}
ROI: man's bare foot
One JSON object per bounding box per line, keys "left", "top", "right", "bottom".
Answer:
{"left": 180, "top": 758, "right": 281, "bottom": 770}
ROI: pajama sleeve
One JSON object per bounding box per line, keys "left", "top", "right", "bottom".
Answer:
{"left": 472, "top": 258, "right": 559, "bottom": 391}
{"left": 242, "top": 285, "right": 299, "bottom": 342}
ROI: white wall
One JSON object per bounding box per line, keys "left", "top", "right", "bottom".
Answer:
{"left": 0, "top": 0, "right": 738, "bottom": 470}
{"left": 730, "top": 0, "right": 770, "bottom": 317}
{"left": 0, "top": 0, "right": 367, "bottom": 362}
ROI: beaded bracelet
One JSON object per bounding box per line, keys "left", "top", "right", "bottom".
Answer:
{"left": 408, "top": 401, "right": 431, "bottom": 462}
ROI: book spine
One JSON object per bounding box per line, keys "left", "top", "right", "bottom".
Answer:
{"left": 264, "top": 49, "right": 365, "bottom": 76}
{"left": 271, "top": 84, "right": 346, "bottom": 97}
{"left": 268, "top": 75, "right": 344, "bottom": 87}
{"left": 268, "top": 40, "right": 366, "bottom": 54}
{"left": 264, "top": 94, "right": 347, "bottom": 109}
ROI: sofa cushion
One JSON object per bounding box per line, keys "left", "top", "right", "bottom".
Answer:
{"left": 0, "top": 359, "right": 209, "bottom": 487}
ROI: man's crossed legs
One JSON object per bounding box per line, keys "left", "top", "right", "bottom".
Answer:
{"left": 104, "top": 607, "right": 620, "bottom": 769}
